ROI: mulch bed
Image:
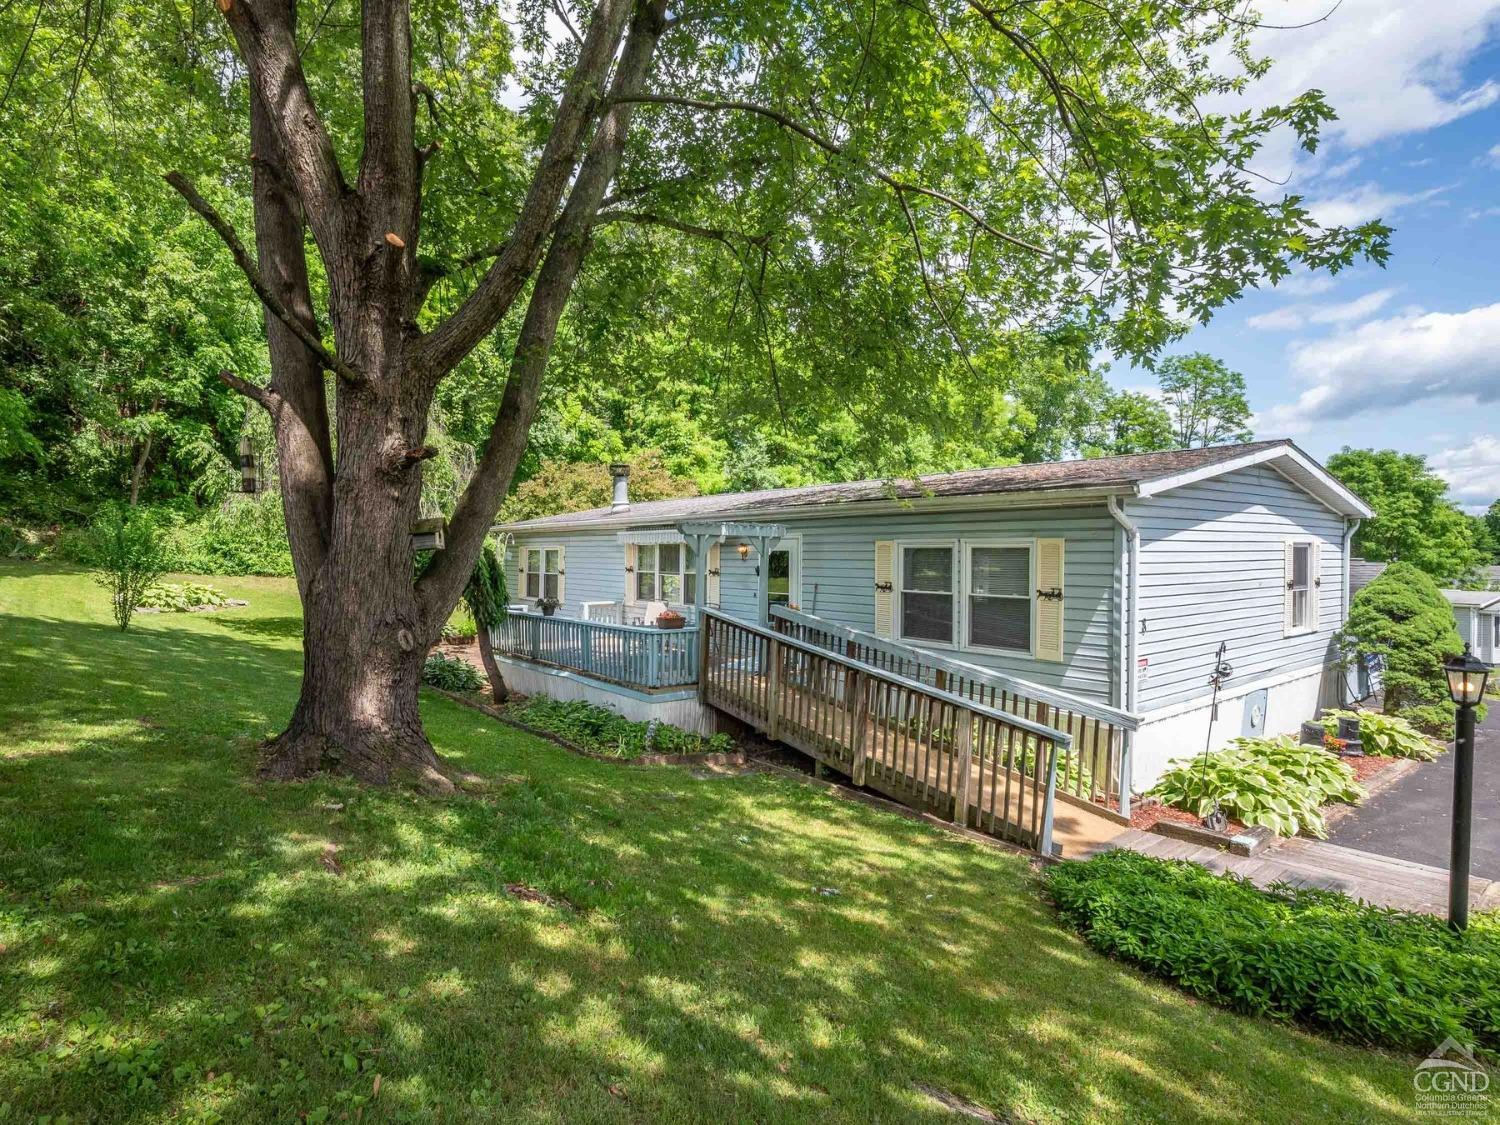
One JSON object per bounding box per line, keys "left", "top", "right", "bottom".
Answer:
{"left": 1346, "top": 753, "right": 1400, "bottom": 786}
{"left": 1129, "top": 802, "right": 1245, "bottom": 836}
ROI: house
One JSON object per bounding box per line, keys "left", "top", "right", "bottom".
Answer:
{"left": 1443, "top": 589, "right": 1500, "bottom": 665}
{"left": 493, "top": 440, "right": 1372, "bottom": 831}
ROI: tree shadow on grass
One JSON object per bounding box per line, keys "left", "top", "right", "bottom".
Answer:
{"left": 209, "top": 614, "right": 305, "bottom": 641}
{"left": 0, "top": 613, "right": 1424, "bottom": 1123}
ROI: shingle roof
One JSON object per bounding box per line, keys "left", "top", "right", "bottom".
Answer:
{"left": 1443, "top": 589, "right": 1500, "bottom": 610}
{"left": 1349, "top": 559, "right": 1387, "bottom": 596}
{"left": 499, "top": 440, "right": 1316, "bottom": 531}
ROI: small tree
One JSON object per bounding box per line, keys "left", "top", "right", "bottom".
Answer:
{"left": 463, "top": 542, "right": 510, "bottom": 704}
{"left": 1157, "top": 354, "right": 1253, "bottom": 448}
{"left": 92, "top": 505, "right": 170, "bottom": 631}
{"left": 1337, "top": 562, "right": 1465, "bottom": 734}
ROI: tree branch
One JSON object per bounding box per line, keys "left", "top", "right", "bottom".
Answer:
{"left": 164, "top": 172, "right": 361, "bottom": 385}
{"left": 594, "top": 208, "right": 769, "bottom": 248}
{"left": 218, "top": 369, "right": 279, "bottom": 409}
{"left": 413, "top": 0, "right": 638, "bottom": 381}
{"left": 219, "top": 0, "right": 351, "bottom": 257}
{"left": 610, "top": 94, "right": 1051, "bottom": 257}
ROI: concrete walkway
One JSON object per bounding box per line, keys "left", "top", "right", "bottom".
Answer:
{"left": 1326, "top": 707, "right": 1500, "bottom": 880}
{"left": 1096, "top": 828, "right": 1500, "bottom": 914}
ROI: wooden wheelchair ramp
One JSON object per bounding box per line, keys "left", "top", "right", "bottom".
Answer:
{"left": 700, "top": 611, "right": 1123, "bottom": 856}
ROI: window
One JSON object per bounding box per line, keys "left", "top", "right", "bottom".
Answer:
{"left": 635, "top": 542, "right": 696, "bottom": 604}
{"left": 968, "top": 544, "right": 1032, "bottom": 651}
{"left": 1492, "top": 616, "right": 1499, "bottom": 648}
{"left": 1288, "top": 541, "right": 1313, "bottom": 631}
{"left": 766, "top": 539, "right": 800, "bottom": 611}
{"left": 900, "top": 545, "right": 956, "bottom": 643}
{"left": 523, "top": 547, "right": 561, "bottom": 601}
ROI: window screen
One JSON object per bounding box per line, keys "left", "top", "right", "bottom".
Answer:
{"left": 969, "top": 546, "right": 1031, "bottom": 650}
{"left": 901, "top": 546, "right": 955, "bottom": 643}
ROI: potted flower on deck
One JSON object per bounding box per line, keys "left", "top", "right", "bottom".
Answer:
{"left": 536, "top": 596, "right": 561, "bottom": 617}
{"left": 656, "top": 608, "right": 687, "bottom": 630}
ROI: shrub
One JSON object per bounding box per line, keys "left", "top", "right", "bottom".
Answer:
{"left": 139, "top": 581, "right": 229, "bottom": 611}
{"left": 1150, "top": 735, "right": 1363, "bottom": 838}
{"left": 1046, "top": 849, "right": 1500, "bottom": 1054}
{"left": 443, "top": 605, "right": 478, "bottom": 641}
{"left": 1337, "top": 561, "right": 1465, "bottom": 736}
{"left": 421, "top": 652, "right": 484, "bottom": 693}
{"left": 507, "top": 696, "right": 734, "bottom": 759}
{"left": 90, "top": 506, "right": 171, "bottom": 631}
{"left": 1319, "top": 709, "right": 1443, "bottom": 761}
{"left": 170, "top": 495, "right": 294, "bottom": 577}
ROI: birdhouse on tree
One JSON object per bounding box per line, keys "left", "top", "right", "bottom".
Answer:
{"left": 239, "top": 434, "right": 259, "bottom": 494}
{"left": 410, "top": 517, "right": 446, "bottom": 552}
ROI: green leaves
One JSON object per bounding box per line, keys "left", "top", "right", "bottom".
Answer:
{"left": 1047, "top": 849, "right": 1500, "bottom": 1054}
{"left": 1150, "top": 735, "right": 1364, "bottom": 839}
{"left": 1320, "top": 710, "right": 1444, "bottom": 761}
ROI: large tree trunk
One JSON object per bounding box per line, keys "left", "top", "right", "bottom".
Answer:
{"left": 476, "top": 628, "right": 509, "bottom": 704}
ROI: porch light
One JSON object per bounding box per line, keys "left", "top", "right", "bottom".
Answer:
{"left": 737, "top": 542, "right": 751, "bottom": 560}
{"left": 1444, "top": 645, "right": 1490, "bottom": 706}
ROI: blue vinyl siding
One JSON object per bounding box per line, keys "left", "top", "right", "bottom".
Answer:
{"left": 1132, "top": 464, "right": 1346, "bottom": 711}
{"left": 510, "top": 503, "right": 1121, "bottom": 704}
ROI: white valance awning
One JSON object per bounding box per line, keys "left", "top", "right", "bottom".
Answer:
{"left": 615, "top": 527, "right": 686, "bottom": 546}
{"left": 676, "top": 520, "right": 786, "bottom": 543}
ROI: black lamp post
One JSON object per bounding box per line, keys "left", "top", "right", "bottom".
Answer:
{"left": 1443, "top": 644, "right": 1490, "bottom": 932}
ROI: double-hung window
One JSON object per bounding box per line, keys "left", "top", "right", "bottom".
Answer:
{"left": 967, "top": 543, "right": 1032, "bottom": 652}
{"left": 523, "top": 547, "right": 562, "bottom": 601}
{"left": 1287, "top": 541, "right": 1314, "bottom": 632}
{"left": 900, "top": 545, "right": 957, "bottom": 644}
{"left": 636, "top": 542, "right": 696, "bottom": 604}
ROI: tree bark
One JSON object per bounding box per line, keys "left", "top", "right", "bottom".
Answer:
{"left": 475, "top": 628, "right": 509, "bottom": 704}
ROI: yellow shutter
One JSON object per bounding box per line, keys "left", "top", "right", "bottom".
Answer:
{"left": 517, "top": 547, "right": 530, "bottom": 601}
{"left": 874, "top": 540, "right": 895, "bottom": 639}
{"left": 706, "top": 543, "right": 721, "bottom": 607}
{"left": 624, "top": 543, "right": 638, "bottom": 603}
{"left": 1036, "top": 538, "right": 1065, "bottom": 662}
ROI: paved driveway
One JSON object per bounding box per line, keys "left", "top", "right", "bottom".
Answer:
{"left": 1328, "top": 706, "right": 1500, "bottom": 881}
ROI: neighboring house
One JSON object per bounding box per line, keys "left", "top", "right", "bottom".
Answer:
{"left": 494, "top": 440, "right": 1372, "bottom": 806}
{"left": 1443, "top": 589, "right": 1500, "bottom": 665}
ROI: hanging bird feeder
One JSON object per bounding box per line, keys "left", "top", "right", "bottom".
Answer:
{"left": 239, "top": 434, "right": 259, "bottom": 494}
{"left": 410, "top": 517, "right": 446, "bottom": 553}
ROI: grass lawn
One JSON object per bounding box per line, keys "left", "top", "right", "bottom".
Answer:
{"left": 0, "top": 561, "right": 1428, "bottom": 1122}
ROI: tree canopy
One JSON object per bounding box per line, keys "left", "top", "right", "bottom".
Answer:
{"left": 1326, "top": 448, "right": 1488, "bottom": 587}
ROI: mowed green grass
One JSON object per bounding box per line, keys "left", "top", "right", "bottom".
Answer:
{"left": 0, "top": 562, "right": 1425, "bottom": 1122}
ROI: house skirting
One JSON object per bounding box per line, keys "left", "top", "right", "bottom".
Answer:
{"left": 1130, "top": 663, "right": 1338, "bottom": 791}
{"left": 496, "top": 655, "right": 722, "bottom": 736}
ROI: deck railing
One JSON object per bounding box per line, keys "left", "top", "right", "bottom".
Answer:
{"left": 493, "top": 613, "right": 699, "bottom": 689}
{"left": 702, "top": 610, "right": 1064, "bottom": 854}
{"left": 769, "top": 605, "right": 1138, "bottom": 815}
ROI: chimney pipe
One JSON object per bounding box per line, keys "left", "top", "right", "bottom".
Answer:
{"left": 609, "top": 462, "right": 631, "bottom": 512}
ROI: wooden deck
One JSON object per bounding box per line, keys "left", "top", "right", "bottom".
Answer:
{"left": 1094, "top": 829, "right": 1500, "bottom": 915}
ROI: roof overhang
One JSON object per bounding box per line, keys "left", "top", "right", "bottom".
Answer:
{"left": 1442, "top": 590, "right": 1500, "bottom": 612}
{"left": 1133, "top": 443, "right": 1374, "bottom": 519}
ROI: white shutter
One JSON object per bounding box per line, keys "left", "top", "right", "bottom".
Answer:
{"left": 1036, "top": 538, "right": 1065, "bottom": 662}
{"left": 1283, "top": 540, "right": 1296, "bottom": 635}
{"left": 874, "top": 540, "right": 895, "bottom": 639}
{"left": 1311, "top": 540, "right": 1322, "bottom": 630}
{"left": 706, "top": 543, "right": 721, "bottom": 607}
{"left": 556, "top": 546, "right": 566, "bottom": 605}
{"left": 624, "top": 543, "right": 638, "bottom": 603}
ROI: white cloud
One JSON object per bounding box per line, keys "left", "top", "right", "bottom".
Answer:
{"left": 1274, "top": 273, "right": 1339, "bottom": 298}
{"left": 1218, "top": 1, "right": 1500, "bottom": 159}
{"left": 1430, "top": 436, "right": 1500, "bottom": 507}
{"left": 1253, "top": 302, "right": 1500, "bottom": 435}
{"left": 1247, "top": 287, "right": 1398, "bottom": 331}
{"left": 1486, "top": 143, "right": 1500, "bottom": 168}
{"left": 1306, "top": 183, "right": 1448, "bottom": 226}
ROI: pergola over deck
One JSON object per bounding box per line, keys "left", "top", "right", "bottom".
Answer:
{"left": 676, "top": 520, "right": 786, "bottom": 619}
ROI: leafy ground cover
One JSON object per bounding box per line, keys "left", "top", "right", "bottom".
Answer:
{"left": 1048, "top": 850, "right": 1500, "bottom": 1056}
{"left": 0, "top": 562, "right": 1434, "bottom": 1122}
{"left": 503, "top": 696, "right": 735, "bottom": 760}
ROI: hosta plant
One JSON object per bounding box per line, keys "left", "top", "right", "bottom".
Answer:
{"left": 1319, "top": 709, "right": 1442, "bottom": 760}
{"left": 139, "top": 582, "right": 228, "bottom": 611}
{"left": 1151, "top": 735, "right": 1363, "bottom": 838}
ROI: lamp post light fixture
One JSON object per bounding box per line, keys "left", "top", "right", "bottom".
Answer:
{"left": 1443, "top": 643, "right": 1490, "bottom": 932}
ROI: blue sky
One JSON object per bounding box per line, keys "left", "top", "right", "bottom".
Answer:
{"left": 1113, "top": 0, "right": 1500, "bottom": 510}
